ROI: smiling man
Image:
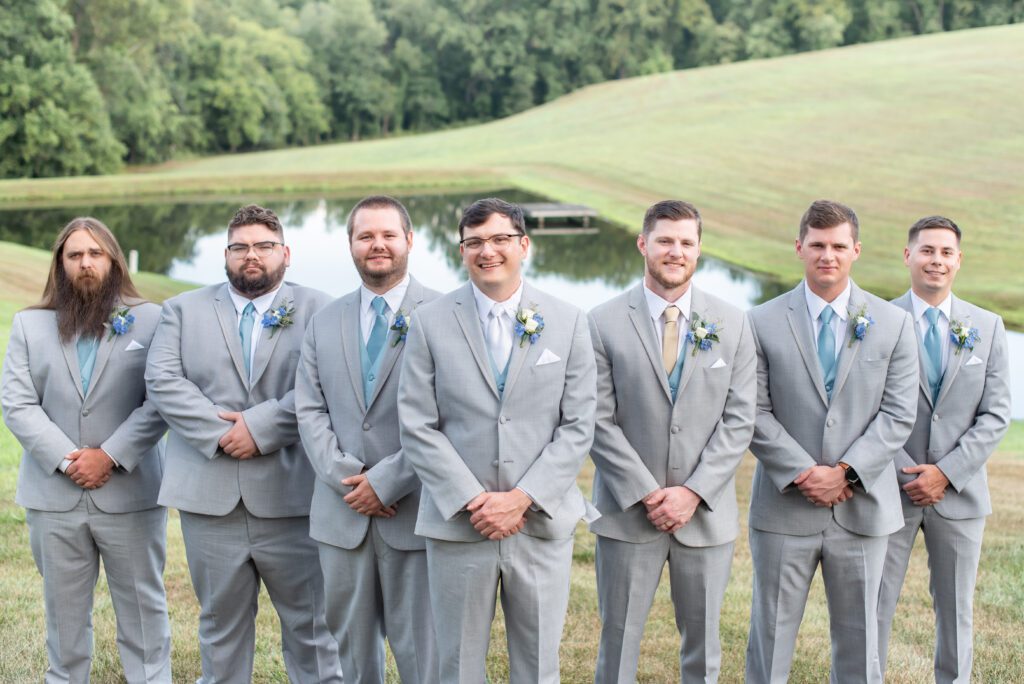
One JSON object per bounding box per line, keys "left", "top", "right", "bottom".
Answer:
{"left": 398, "top": 197, "right": 597, "bottom": 683}
{"left": 146, "top": 205, "right": 340, "bottom": 683}
{"left": 296, "top": 196, "right": 441, "bottom": 683}
{"left": 877, "top": 216, "right": 1010, "bottom": 683}
{"left": 587, "top": 200, "right": 756, "bottom": 683}
{"left": 745, "top": 199, "right": 918, "bottom": 683}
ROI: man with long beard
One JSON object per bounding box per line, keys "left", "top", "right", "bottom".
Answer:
{"left": 2, "top": 217, "right": 172, "bottom": 682}
{"left": 146, "top": 205, "right": 340, "bottom": 683}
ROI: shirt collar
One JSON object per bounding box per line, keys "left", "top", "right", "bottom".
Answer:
{"left": 471, "top": 279, "right": 524, "bottom": 322}
{"left": 804, "top": 280, "right": 851, "bottom": 323}
{"left": 909, "top": 290, "right": 952, "bottom": 323}
{"left": 643, "top": 281, "right": 692, "bottom": 324}
{"left": 229, "top": 283, "right": 282, "bottom": 317}
{"left": 360, "top": 274, "right": 410, "bottom": 316}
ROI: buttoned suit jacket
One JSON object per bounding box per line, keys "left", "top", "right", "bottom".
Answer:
{"left": 588, "top": 284, "right": 756, "bottom": 547}
{"left": 2, "top": 302, "right": 166, "bottom": 513}
{"left": 146, "top": 282, "right": 331, "bottom": 517}
{"left": 747, "top": 281, "right": 918, "bottom": 537}
{"left": 297, "top": 277, "right": 441, "bottom": 551}
{"left": 891, "top": 292, "right": 1011, "bottom": 519}
{"left": 398, "top": 281, "right": 597, "bottom": 542}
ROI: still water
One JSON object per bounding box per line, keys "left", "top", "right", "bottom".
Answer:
{"left": 1, "top": 190, "right": 1021, "bottom": 419}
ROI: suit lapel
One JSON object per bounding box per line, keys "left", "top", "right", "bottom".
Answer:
{"left": 500, "top": 282, "right": 544, "bottom": 402}
{"left": 626, "top": 286, "right": 673, "bottom": 401}
{"left": 831, "top": 283, "right": 865, "bottom": 399}
{"left": 935, "top": 294, "right": 968, "bottom": 407}
{"left": 214, "top": 284, "right": 250, "bottom": 387}
{"left": 366, "top": 278, "right": 426, "bottom": 410}
{"left": 893, "top": 291, "right": 933, "bottom": 408}
{"left": 86, "top": 326, "right": 117, "bottom": 399}
{"left": 786, "top": 284, "right": 829, "bottom": 407}
{"left": 250, "top": 285, "right": 292, "bottom": 387}
{"left": 340, "top": 293, "right": 367, "bottom": 413}
{"left": 453, "top": 283, "right": 500, "bottom": 399}
{"left": 60, "top": 336, "right": 85, "bottom": 400}
{"left": 675, "top": 286, "right": 705, "bottom": 398}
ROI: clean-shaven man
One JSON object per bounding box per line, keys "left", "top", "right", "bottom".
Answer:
{"left": 146, "top": 205, "right": 341, "bottom": 683}
{"left": 296, "top": 195, "right": 441, "bottom": 683}
{"left": 2, "top": 217, "right": 171, "bottom": 683}
{"left": 398, "top": 197, "right": 598, "bottom": 683}
{"left": 588, "top": 200, "right": 756, "bottom": 683}
{"left": 745, "top": 199, "right": 918, "bottom": 683}
{"left": 877, "top": 216, "right": 1010, "bottom": 683}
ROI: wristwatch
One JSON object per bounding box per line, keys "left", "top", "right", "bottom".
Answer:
{"left": 838, "top": 462, "right": 860, "bottom": 484}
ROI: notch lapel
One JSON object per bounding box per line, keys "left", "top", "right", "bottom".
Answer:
{"left": 830, "top": 284, "right": 865, "bottom": 399}
{"left": 786, "top": 284, "right": 829, "bottom": 407}
{"left": 213, "top": 284, "right": 250, "bottom": 387}
{"left": 499, "top": 283, "right": 544, "bottom": 402}
{"left": 626, "top": 286, "right": 673, "bottom": 401}
{"left": 60, "top": 337, "right": 85, "bottom": 401}
{"left": 893, "top": 292, "right": 933, "bottom": 408}
{"left": 675, "top": 287, "right": 705, "bottom": 398}
{"left": 934, "top": 295, "right": 968, "bottom": 407}
{"left": 249, "top": 285, "right": 292, "bottom": 387}
{"left": 366, "top": 278, "right": 426, "bottom": 410}
{"left": 340, "top": 294, "right": 367, "bottom": 413}
{"left": 453, "top": 284, "right": 500, "bottom": 399}
{"left": 85, "top": 326, "right": 118, "bottom": 399}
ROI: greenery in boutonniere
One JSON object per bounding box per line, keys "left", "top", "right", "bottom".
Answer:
{"left": 949, "top": 319, "right": 980, "bottom": 355}
{"left": 261, "top": 301, "right": 295, "bottom": 337}
{"left": 846, "top": 303, "right": 874, "bottom": 348}
{"left": 514, "top": 305, "right": 544, "bottom": 347}
{"left": 685, "top": 314, "right": 721, "bottom": 356}
{"left": 107, "top": 305, "right": 135, "bottom": 340}
{"left": 390, "top": 309, "right": 410, "bottom": 346}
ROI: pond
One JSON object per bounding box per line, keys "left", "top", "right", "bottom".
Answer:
{"left": 1, "top": 189, "right": 1021, "bottom": 420}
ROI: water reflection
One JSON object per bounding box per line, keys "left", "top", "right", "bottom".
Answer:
{"left": 0, "top": 191, "right": 1020, "bottom": 420}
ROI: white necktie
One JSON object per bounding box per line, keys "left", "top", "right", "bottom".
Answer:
{"left": 486, "top": 304, "right": 512, "bottom": 370}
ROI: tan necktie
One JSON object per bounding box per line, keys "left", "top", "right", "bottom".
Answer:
{"left": 662, "top": 305, "right": 680, "bottom": 373}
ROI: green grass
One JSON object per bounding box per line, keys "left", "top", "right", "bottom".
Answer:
{"left": 1, "top": 25, "right": 1023, "bottom": 326}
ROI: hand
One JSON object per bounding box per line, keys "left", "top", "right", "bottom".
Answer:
{"left": 794, "top": 465, "right": 850, "bottom": 507}
{"left": 218, "top": 411, "right": 259, "bottom": 459}
{"left": 467, "top": 490, "right": 530, "bottom": 540}
{"left": 643, "top": 486, "right": 701, "bottom": 533}
{"left": 902, "top": 464, "right": 950, "bottom": 506}
{"left": 341, "top": 473, "right": 396, "bottom": 517}
{"left": 66, "top": 448, "right": 114, "bottom": 489}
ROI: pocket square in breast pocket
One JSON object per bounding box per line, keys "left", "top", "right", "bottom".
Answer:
{"left": 536, "top": 348, "right": 561, "bottom": 366}
{"left": 124, "top": 339, "right": 145, "bottom": 351}
{"left": 964, "top": 355, "right": 984, "bottom": 366}
{"left": 710, "top": 358, "right": 727, "bottom": 369}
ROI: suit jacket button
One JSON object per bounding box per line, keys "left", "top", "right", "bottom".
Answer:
{"left": 671, "top": 425, "right": 679, "bottom": 434}
{"left": 932, "top": 414, "right": 939, "bottom": 422}
{"left": 491, "top": 460, "right": 499, "bottom": 467}
{"left": 826, "top": 418, "right": 835, "bottom": 427}
{"left": 362, "top": 422, "right": 371, "bottom": 431}
{"left": 81, "top": 409, "right": 89, "bottom": 417}
{"left": 499, "top": 416, "right": 508, "bottom": 424}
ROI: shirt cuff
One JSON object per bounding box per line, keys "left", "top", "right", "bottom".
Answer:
{"left": 58, "top": 458, "right": 73, "bottom": 473}
{"left": 515, "top": 486, "right": 539, "bottom": 512}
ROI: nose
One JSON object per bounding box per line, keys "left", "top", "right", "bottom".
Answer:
{"left": 479, "top": 240, "right": 498, "bottom": 257}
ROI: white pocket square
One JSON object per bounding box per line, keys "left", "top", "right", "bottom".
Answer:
{"left": 965, "top": 355, "right": 983, "bottom": 366}
{"left": 710, "top": 357, "right": 727, "bottom": 369}
{"left": 124, "top": 339, "right": 145, "bottom": 351}
{"left": 536, "top": 349, "right": 561, "bottom": 366}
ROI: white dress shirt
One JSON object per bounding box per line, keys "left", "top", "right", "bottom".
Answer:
{"left": 229, "top": 284, "right": 282, "bottom": 378}
{"left": 471, "top": 279, "right": 524, "bottom": 369}
{"left": 910, "top": 290, "right": 952, "bottom": 373}
{"left": 643, "top": 282, "right": 691, "bottom": 359}
{"left": 359, "top": 275, "right": 410, "bottom": 345}
{"left": 804, "top": 280, "right": 851, "bottom": 361}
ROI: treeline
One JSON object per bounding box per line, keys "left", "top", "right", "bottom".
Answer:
{"left": 2, "top": 0, "right": 1021, "bottom": 178}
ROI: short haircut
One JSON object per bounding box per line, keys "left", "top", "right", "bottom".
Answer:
{"left": 642, "top": 200, "right": 703, "bottom": 239}
{"left": 228, "top": 204, "right": 284, "bottom": 240}
{"left": 908, "top": 215, "right": 961, "bottom": 245}
{"left": 799, "top": 200, "right": 859, "bottom": 242}
{"left": 458, "top": 198, "right": 525, "bottom": 239}
{"left": 346, "top": 195, "right": 413, "bottom": 238}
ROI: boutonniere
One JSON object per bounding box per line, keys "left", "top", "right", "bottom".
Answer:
{"left": 390, "top": 309, "right": 410, "bottom": 347}
{"left": 846, "top": 304, "right": 874, "bottom": 348}
{"left": 949, "top": 319, "right": 980, "bottom": 355}
{"left": 685, "top": 314, "right": 721, "bottom": 356}
{"left": 107, "top": 305, "right": 135, "bottom": 340}
{"left": 261, "top": 300, "right": 295, "bottom": 337}
{"left": 514, "top": 305, "right": 545, "bottom": 347}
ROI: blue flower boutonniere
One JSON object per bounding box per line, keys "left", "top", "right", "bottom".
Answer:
{"left": 847, "top": 304, "right": 874, "bottom": 348}
{"left": 514, "top": 305, "right": 544, "bottom": 347}
{"left": 390, "top": 309, "right": 410, "bottom": 347}
{"left": 261, "top": 301, "right": 295, "bottom": 337}
{"left": 685, "top": 314, "right": 721, "bottom": 357}
{"left": 949, "top": 319, "right": 980, "bottom": 355}
{"left": 107, "top": 306, "right": 135, "bottom": 340}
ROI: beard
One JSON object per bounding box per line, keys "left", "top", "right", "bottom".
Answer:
{"left": 226, "top": 260, "right": 286, "bottom": 297}
{"left": 55, "top": 268, "right": 122, "bottom": 343}
{"left": 354, "top": 249, "right": 408, "bottom": 289}
{"left": 647, "top": 260, "right": 694, "bottom": 292}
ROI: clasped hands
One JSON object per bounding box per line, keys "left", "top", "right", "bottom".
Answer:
{"left": 793, "top": 465, "right": 853, "bottom": 507}
{"left": 467, "top": 489, "right": 531, "bottom": 540}
{"left": 901, "top": 464, "right": 949, "bottom": 506}
{"left": 218, "top": 411, "right": 259, "bottom": 459}
{"left": 644, "top": 486, "right": 701, "bottom": 533}
{"left": 341, "top": 472, "right": 396, "bottom": 518}
{"left": 65, "top": 448, "right": 114, "bottom": 489}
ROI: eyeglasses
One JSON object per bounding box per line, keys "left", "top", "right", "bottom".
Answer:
{"left": 226, "top": 241, "right": 284, "bottom": 258}
{"left": 459, "top": 233, "right": 524, "bottom": 251}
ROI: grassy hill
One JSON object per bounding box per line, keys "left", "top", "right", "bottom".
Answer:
{"left": 1, "top": 24, "right": 1022, "bottom": 325}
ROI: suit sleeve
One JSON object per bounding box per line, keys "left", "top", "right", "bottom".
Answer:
{"left": 934, "top": 316, "right": 1012, "bottom": 491}
{"left": 839, "top": 310, "right": 919, "bottom": 492}
{"left": 1, "top": 314, "right": 77, "bottom": 473}
{"left": 145, "top": 300, "right": 232, "bottom": 459}
{"left": 586, "top": 313, "right": 660, "bottom": 511}
{"left": 748, "top": 312, "right": 818, "bottom": 491}
{"left": 99, "top": 397, "right": 166, "bottom": 473}
{"left": 398, "top": 316, "right": 486, "bottom": 520}
{"left": 364, "top": 447, "right": 421, "bottom": 508}
{"left": 241, "top": 392, "right": 298, "bottom": 456}
{"left": 515, "top": 309, "right": 597, "bottom": 516}
{"left": 683, "top": 313, "right": 756, "bottom": 511}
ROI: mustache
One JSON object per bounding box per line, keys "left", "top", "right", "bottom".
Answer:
{"left": 55, "top": 269, "right": 121, "bottom": 343}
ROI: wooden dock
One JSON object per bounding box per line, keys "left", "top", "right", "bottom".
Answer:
{"left": 521, "top": 203, "right": 599, "bottom": 232}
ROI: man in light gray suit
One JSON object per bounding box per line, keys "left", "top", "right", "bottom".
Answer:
{"left": 146, "top": 205, "right": 341, "bottom": 683}
{"left": 745, "top": 199, "right": 918, "bottom": 683}
{"left": 296, "top": 195, "right": 440, "bottom": 683}
{"left": 588, "top": 200, "right": 756, "bottom": 683}
{"left": 2, "top": 218, "right": 171, "bottom": 683}
{"left": 877, "top": 216, "right": 1011, "bottom": 683}
{"left": 398, "top": 198, "right": 597, "bottom": 683}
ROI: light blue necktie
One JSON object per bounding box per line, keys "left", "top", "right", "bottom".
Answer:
{"left": 817, "top": 306, "right": 837, "bottom": 397}
{"left": 239, "top": 302, "right": 256, "bottom": 377}
{"left": 923, "top": 307, "right": 943, "bottom": 402}
{"left": 366, "top": 296, "right": 389, "bottom": 364}
{"left": 76, "top": 336, "right": 99, "bottom": 395}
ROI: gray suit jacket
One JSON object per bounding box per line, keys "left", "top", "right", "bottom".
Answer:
{"left": 297, "top": 277, "right": 440, "bottom": 551}
{"left": 146, "top": 282, "right": 331, "bottom": 517}
{"left": 891, "top": 292, "right": 1011, "bottom": 519}
{"left": 747, "top": 281, "right": 918, "bottom": 537}
{"left": 588, "top": 285, "right": 756, "bottom": 547}
{"left": 2, "top": 302, "right": 166, "bottom": 513}
{"left": 398, "top": 281, "right": 598, "bottom": 542}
